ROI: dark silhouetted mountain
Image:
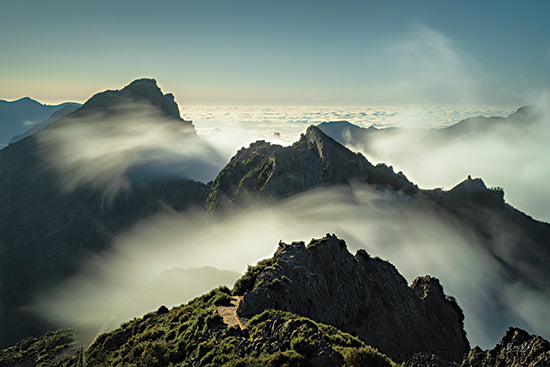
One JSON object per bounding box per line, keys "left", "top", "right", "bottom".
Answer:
{"left": 205, "top": 125, "right": 416, "bottom": 210}
{"left": 236, "top": 234, "right": 469, "bottom": 362}
{"left": 9, "top": 104, "right": 80, "bottom": 144}
{"left": 0, "top": 97, "right": 80, "bottom": 147}
{"left": 71, "top": 78, "right": 187, "bottom": 124}
{"left": 461, "top": 327, "right": 550, "bottom": 367}
{"left": 0, "top": 79, "right": 207, "bottom": 348}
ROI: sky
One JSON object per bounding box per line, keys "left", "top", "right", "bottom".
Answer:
{"left": 1, "top": 0, "right": 549, "bottom": 105}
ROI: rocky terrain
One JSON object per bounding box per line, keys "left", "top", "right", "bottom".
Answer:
{"left": 2, "top": 236, "right": 548, "bottom": 367}
{"left": 462, "top": 327, "right": 550, "bottom": 367}
{"left": 0, "top": 79, "right": 207, "bottom": 348}
{"left": 236, "top": 234, "right": 469, "bottom": 362}
{"left": 205, "top": 125, "right": 415, "bottom": 210}
{"left": 206, "top": 125, "right": 550, "bottom": 343}
{"left": 1, "top": 79, "right": 549, "bottom": 363}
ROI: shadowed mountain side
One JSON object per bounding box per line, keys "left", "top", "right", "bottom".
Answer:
{"left": 236, "top": 235, "right": 469, "bottom": 362}
{"left": 0, "top": 80, "right": 209, "bottom": 348}
{"left": 69, "top": 78, "right": 190, "bottom": 126}
{"left": 0, "top": 97, "right": 80, "bottom": 147}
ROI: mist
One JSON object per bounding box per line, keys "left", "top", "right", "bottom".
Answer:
{"left": 36, "top": 103, "right": 227, "bottom": 201}
{"left": 346, "top": 96, "right": 550, "bottom": 222}
{"left": 34, "top": 184, "right": 549, "bottom": 348}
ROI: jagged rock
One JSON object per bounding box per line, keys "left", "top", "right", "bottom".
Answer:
{"left": 405, "top": 353, "right": 455, "bottom": 367}
{"left": 461, "top": 327, "right": 550, "bottom": 367}
{"left": 74, "top": 78, "right": 191, "bottom": 126}
{"left": 236, "top": 234, "right": 469, "bottom": 362}
{"left": 449, "top": 175, "right": 504, "bottom": 205}
{"left": 206, "top": 125, "right": 416, "bottom": 209}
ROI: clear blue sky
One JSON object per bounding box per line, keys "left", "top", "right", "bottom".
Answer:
{"left": 1, "top": 0, "right": 549, "bottom": 105}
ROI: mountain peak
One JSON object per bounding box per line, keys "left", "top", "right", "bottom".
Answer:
{"left": 75, "top": 78, "right": 185, "bottom": 121}
{"left": 450, "top": 175, "right": 504, "bottom": 205}
{"left": 236, "top": 234, "right": 469, "bottom": 362}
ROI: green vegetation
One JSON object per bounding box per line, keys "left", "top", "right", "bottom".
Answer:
{"left": 205, "top": 147, "right": 275, "bottom": 211}
{"left": 232, "top": 258, "right": 274, "bottom": 295}
{"left": 0, "top": 328, "right": 80, "bottom": 367}
{"left": 16, "top": 285, "right": 400, "bottom": 366}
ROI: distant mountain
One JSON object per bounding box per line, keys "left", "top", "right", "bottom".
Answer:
{"left": 0, "top": 79, "right": 207, "bottom": 348}
{"left": 317, "top": 105, "right": 539, "bottom": 148}
{"left": 0, "top": 97, "right": 80, "bottom": 147}
{"left": 9, "top": 104, "right": 80, "bottom": 144}
{"left": 2, "top": 235, "right": 547, "bottom": 366}
{"left": 205, "top": 125, "right": 550, "bottom": 344}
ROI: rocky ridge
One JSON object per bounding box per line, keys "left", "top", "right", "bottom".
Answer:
{"left": 1, "top": 236, "right": 549, "bottom": 367}
{"left": 236, "top": 234, "right": 469, "bottom": 362}
{"left": 72, "top": 78, "right": 190, "bottom": 125}
{"left": 206, "top": 125, "right": 416, "bottom": 209}
{"left": 462, "top": 327, "right": 550, "bottom": 367}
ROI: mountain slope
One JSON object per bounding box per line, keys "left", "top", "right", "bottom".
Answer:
{"left": 0, "top": 79, "right": 208, "bottom": 348}
{"left": 4, "top": 235, "right": 547, "bottom": 366}
{"left": 206, "top": 125, "right": 550, "bottom": 345}
{"left": 236, "top": 234, "right": 469, "bottom": 362}
{"left": 0, "top": 97, "right": 80, "bottom": 147}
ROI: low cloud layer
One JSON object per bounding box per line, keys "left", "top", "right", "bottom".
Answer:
{"left": 34, "top": 185, "right": 549, "bottom": 348}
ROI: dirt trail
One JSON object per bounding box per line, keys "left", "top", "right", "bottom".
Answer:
{"left": 217, "top": 295, "right": 245, "bottom": 330}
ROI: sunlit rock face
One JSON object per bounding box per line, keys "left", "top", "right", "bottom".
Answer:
{"left": 236, "top": 234, "right": 469, "bottom": 362}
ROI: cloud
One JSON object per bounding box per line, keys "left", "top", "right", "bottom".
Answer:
{"left": 36, "top": 103, "right": 227, "bottom": 201}
{"left": 348, "top": 94, "right": 550, "bottom": 222}
{"left": 33, "top": 185, "right": 549, "bottom": 348}
{"left": 377, "top": 24, "right": 485, "bottom": 105}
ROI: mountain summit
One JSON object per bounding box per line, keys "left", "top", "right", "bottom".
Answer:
{"left": 206, "top": 125, "right": 416, "bottom": 209}
{"left": 236, "top": 234, "right": 469, "bottom": 362}
{"left": 73, "top": 78, "right": 186, "bottom": 122}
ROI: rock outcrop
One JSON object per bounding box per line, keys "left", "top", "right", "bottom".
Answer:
{"left": 73, "top": 78, "right": 190, "bottom": 125}
{"left": 206, "top": 125, "right": 416, "bottom": 209}
{"left": 236, "top": 234, "right": 470, "bottom": 362}
{"left": 461, "top": 327, "right": 550, "bottom": 367}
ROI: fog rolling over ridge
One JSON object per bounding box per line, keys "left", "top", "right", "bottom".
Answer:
{"left": 35, "top": 185, "right": 549, "bottom": 349}
{"left": 327, "top": 96, "right": 550, "bottom": 222}
{"left": 37, "top": 102, "right": 226, "bottom": 201}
